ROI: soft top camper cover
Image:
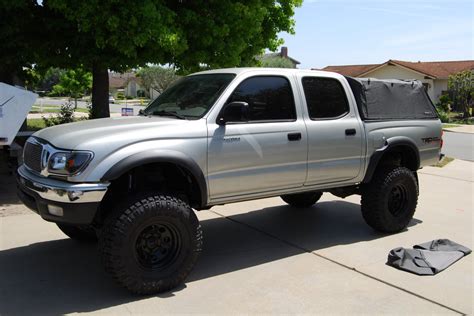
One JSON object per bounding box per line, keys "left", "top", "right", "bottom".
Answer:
{"left": 345, "top": 77, "right": 437, "bottom": 120}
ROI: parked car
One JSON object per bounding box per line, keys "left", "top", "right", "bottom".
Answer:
{"left": 17, "top": 68, "right": 442, "bottom": 294}
{"left": 108, "top": 95, "right": 115, "bottom": 104}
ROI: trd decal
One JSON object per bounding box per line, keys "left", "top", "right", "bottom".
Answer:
{"left": 421, "top": 137, "right": 441, "bottom": 144}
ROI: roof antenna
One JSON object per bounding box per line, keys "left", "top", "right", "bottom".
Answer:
{"left": 411, "top": 81, "right": 414, "bottom": 88}
{"left": 391, "top": 82, "right": 394, "bottom": 87}
{"left": 367, "top": 78, "right": 370, "bottom": 85}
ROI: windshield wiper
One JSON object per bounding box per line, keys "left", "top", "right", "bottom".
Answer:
{"left": 150, "top": 110, "right": 186, "bottom": 120}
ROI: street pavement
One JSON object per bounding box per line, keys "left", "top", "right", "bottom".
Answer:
{"left": 0, "top": 160, "right": 472, "bottom": 315}
{"left": 35, "top": 97, "right": 147, "bottom": 115}
{"left": 442, "top": 131, "right": 474, "bottom": 161}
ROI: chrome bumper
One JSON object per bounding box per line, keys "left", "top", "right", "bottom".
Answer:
{"left": 17, "top": 165, "right": 109, "bottom": 203}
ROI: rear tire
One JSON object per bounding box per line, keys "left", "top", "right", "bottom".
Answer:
{"left": 281, "top": 192, "right": 323, "bottom": 208}
{"left": 361, "top": 167, "right": 418, "bottom": 233}
{"left": 57, "top": 223, "right": 97, "bottom": 242}
{"left": 99, "top": 193, "right": 202, "bottom": 295}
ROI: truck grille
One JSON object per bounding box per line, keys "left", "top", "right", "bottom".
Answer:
{"left": 24, "top": 141, "right": 43, "bottom": 173}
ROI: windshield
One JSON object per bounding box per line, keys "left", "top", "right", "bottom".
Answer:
{"left": 143, "top": 73, "right": 236, "bottom": 119}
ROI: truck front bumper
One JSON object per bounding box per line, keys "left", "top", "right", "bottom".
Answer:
{"left": 16, "top": 165, "right": 109, "bottom": 225}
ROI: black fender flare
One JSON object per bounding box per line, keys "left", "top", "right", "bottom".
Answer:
{"left": 362, "top": 137, "right": 420, "bottom": 183}
{"left": 101, "top": 150, "right": 208, "bottom": 207}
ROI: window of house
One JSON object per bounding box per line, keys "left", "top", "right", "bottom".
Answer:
{"left": 302, "top": 77, "right": 349, "bottom": 119}
{"left": 226, "top": 76, "right": 296, "bottom": 122}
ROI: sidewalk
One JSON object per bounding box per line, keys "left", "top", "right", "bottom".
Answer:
{"left": 0, "top": 160, "right": 472, "bottom": 314}
{"left": 443, "top": 124, "right": 474, "bottom": 134}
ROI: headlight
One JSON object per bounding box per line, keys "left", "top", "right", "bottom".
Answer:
{"left": 48, "top": 151, "right": 93, "bottom": 175}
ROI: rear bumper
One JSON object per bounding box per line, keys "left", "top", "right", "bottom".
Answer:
{"left": 16, "top": 165, "right": 109, "bottom": 225}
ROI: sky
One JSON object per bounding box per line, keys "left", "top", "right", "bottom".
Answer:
{"left": 278, "top": 0, "right": 473, "bottom": 69}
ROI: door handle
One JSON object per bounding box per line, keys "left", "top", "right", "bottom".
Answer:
{"left": 288, "top": 132, "right": 302, "bottom": 141}
{"left": 345, "top": 129, "right": 356, "bottom": 136}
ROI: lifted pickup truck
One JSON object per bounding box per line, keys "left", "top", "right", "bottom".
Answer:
{"left": 17, "top": 68, "right": 442, "bottom": 294}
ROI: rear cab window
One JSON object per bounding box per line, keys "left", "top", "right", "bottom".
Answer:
{"left": 301, "top": 77, "right": 349, "bottom": 119}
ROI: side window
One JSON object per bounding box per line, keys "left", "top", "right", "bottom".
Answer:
{"left": 302, "top": 77, "right": 349, "bottom": 119}
{"left": 227, "top": 76, "right": 296, "bottom": 122}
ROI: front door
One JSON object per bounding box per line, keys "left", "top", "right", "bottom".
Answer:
{"left": 207, "top": 75, "right": 307, "bottom": 200}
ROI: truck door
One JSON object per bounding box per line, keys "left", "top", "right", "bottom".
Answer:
{"left": 300, "top": 76, "right": 363, "bottom": 185}
{"left": 207, "top": 75, "right": 307, "bottom": 200}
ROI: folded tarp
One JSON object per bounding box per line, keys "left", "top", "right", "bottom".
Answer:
{"left": 345, "top": 77, "right": 438, "bottom": 121}
{"left": 387, "top": 239, "right": 471, "bottom": 275}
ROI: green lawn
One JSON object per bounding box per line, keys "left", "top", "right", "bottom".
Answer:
{"left": 442, "top": 123, "right": 460, "bottom": 129}
{"left": 30, "top": 105, "right": 89, "bottom": 113}
{"left": 26, "top": 119, "right": 47, "bottom": 131}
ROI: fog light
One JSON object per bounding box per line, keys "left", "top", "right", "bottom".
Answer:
{"left": 48, "top": 205, "right": 64, "bottom": 217}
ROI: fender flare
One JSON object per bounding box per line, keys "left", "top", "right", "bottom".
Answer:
{"left": 101, "top": 150, "right": 208, "bottom": 207}
{"left": 362, "top": 137, "right": 420, "bottom": 183}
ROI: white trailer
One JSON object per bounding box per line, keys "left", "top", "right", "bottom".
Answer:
{"left": 0, "top": 83, "right": 37, "bottom": 146}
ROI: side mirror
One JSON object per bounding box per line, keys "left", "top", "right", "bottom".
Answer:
{"left": 217, "top": 101, "right": 249, "bottom": 125}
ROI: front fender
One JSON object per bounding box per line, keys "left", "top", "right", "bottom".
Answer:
{"left": 101, "top": 149, "right": 208, "bottom": 207}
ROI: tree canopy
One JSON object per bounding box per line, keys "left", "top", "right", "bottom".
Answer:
{"left": 1, "top": 0, "right": 302, "bottom": 118}
{"left": 137, "top": 66, "right": 180, "bottom": 97}
{"left": 448, "top": 70, "right": 473, "bottom": 118}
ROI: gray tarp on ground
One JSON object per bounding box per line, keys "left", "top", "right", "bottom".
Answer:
{"left": 345, "top": 77, "right": 438, "bottom": 120}
{"left": 387, "top": 239, "right": 471, "bottom": 275}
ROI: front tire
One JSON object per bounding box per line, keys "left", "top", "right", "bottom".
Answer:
{"left": 57, "top": 223, "right": 97, "bottom": 242}
{"left": 99, "top": 193, "right": 202, "bottom": 295}
{"left": 361, "top": 167, "right": 418, "bottom": 233}
{"left": 281, "top": 192, "right": 323, "bottom": 208}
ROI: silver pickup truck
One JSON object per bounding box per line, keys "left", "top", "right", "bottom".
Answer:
{"left": 17, "top": 68, "right": 442, "bottom": 294}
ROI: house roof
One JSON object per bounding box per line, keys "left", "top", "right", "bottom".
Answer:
{"left": 321, "top": 59, "right": 474, "bottom": 79}
{"left": 262, "top": 52, "right": 301, "bottom": 65}
{"left": 109, "top": 72, "right": 141, "bottom": 88}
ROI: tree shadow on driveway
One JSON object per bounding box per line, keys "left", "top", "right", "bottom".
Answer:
{"left": 0, "top": 200, "right": 421, "bottom": 314}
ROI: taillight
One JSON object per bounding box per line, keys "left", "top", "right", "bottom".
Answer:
{"left": 440, "top": 130, "right": 444, "bottom": 148}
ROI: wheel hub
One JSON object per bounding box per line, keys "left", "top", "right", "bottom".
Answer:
{"left": 388, "top": 184, "right": 407, "bottom": 216}
{"left": 135, "top": 223, "right": 181, "bottom": 270}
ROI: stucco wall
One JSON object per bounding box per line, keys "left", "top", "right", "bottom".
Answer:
{"left": 359, "top": 64, "right": 442, "bottom": 102}
{"left": 433, "top": 79, "right": 448, "bottom": 102}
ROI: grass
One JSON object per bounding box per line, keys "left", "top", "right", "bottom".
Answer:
{"left": 26, "top": 118, "right": 47, "bottom": 131}
{"left": 431, "top": 156, "right": 454, "bottom": 168}
{"left": 442, "top": 123, "right": 460, "bottom": 129}
{"left": 30, "top": 105, "right": 89, "bottom": 113}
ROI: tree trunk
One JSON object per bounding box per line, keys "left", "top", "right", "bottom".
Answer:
{"left": 91, "top": 62, "right": 110, "bottom": 118}
{"left": 74, "top": 97, "right": 78, "bottom": 110}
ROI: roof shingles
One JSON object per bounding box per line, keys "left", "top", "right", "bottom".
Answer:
{"left": 321, "top": 60, "right": 474, "bottom": 79}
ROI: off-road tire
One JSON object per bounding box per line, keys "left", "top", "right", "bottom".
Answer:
{"left": 361, "top": 167, "right": 418, "bottom": 233}
{"left": 57, "top": 223, "right": 97, "bottom": 242}
{"left": 281, "top": 192, "right": 323, "bottom": 208}
{"left": 99, "top": 193, "right": 202, "bottom": 295}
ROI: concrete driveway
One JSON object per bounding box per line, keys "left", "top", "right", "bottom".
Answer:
{"left": 0, "top": 160, "right": 472, "bottom": 315}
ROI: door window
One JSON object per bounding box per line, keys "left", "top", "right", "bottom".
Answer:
{"left": 302, "top": 77, "right": 349, "bottom": 119}
{"left": 227, "top": 76, "right": 296, "bottom": 122}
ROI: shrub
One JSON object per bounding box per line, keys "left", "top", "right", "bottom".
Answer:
{"left": 116, "top": 92, "right": 125, "bottom": 100}
{"left": 436, "top": 94, "right": 451, "bottom": 112}
{"left": 126, "top": 95, "right": 134, "bottom": 99}
{"left": 42, "top": 101, "right": 75, "bottom": 127}
{"left": 436, "top": 109, "right": 450, "bottom": 123}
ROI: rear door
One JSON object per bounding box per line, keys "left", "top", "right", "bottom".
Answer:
{"left": 299, "top": 75, "right": 364, "bottom": 185}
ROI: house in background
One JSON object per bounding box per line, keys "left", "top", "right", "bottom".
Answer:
{"left": 321, "top": 60, "right": 474, "bottom": 103}
{"left": 109, "top": 72, "right": 145, "bottom": 98}
{"left": 261, "top": 47, "right": 301, "bottom": 68}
